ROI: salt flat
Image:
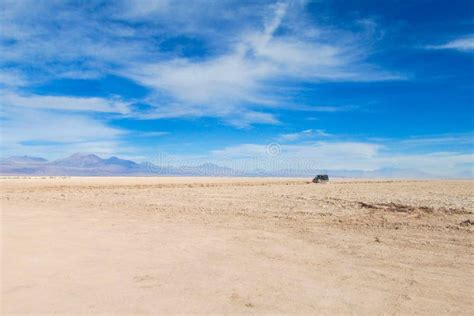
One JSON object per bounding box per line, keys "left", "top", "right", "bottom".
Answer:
{"left": 1, "top": 177, "right": 473, "bottom": 314}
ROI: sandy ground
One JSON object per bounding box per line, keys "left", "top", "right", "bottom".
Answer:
{"left": 1, "top": 177, "right": 473, "bottom": 314}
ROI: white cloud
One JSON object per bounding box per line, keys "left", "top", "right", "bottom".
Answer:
{"left": 125, "top": 8, "right": 400, "bottom": 124}
{"left": 0, "top": 70, "right": 27, "bottom": 88}
{"left": 227, "top": 111, "right": 280, "bottom": 128}
{"left": 0, "top": 107, "right": 123, "bottom": 144}
{"left": 118, "top": 1, "right": 401, "bottom": 125}
{"left": 0, "top": 98, "right": 128, "bottom": 159}
{"left": 2, "top": 93, "right": 131, "bottom": 114}
{"left": 212, "top": 141, "right": 380, "bottom": 164}
{"left": 294, "top": 105, "right": 360, "bottom": 112}
{"left": 0, "top": 0, "right": 404, "bottom": 126}
{"left": 0, "top": 0, "right": 153, "bottom": 80}
{"left": 116, "top": 0, "right": 170, "bottom": 19}
{"left": 208, "top": 139, "right": 474, "bottom": 176}
{"left": 277, "top": 129, "right": 330, "bottom": 142}
{"left": 426, "top": 34, "right": 474, "bottom": 52}
{"left": 401, "top": 133, "right": 474, "bottom": 146}
{"left": 0, "top": 91, "right": 165, "bottom": 159}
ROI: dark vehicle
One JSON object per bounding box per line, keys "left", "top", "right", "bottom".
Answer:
{"left": 312, "top": 174, "right": 329, "bottom": 183}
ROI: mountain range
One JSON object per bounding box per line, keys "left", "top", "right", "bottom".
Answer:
{"left": 0, "top": 153, "right": 457, "bottom": 179}
{"left": 0, "top": 153, "right": 239, "bottom": 177}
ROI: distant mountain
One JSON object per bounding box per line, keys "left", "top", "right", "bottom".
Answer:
{"left": 45, "top": 153, "right": 143, "bottom": 175}
{"left": 0, "top": 153, "right": 465, "bottom": 178}
{"left": 0, "top": 155, "right": 49, "bottom": 175}
{"left": 52, "top": 153, "right": 104, "bottom": 167}
{"left": 0, "top": 153, "right": 145, "bottom": 176}
{"left": 52, "top": 153, "right": 138, "bottom": 169}
{"left": 104, "top": 156, "right": 138, "bottom": 169}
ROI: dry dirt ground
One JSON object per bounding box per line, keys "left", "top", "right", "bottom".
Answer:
{"left": 1, "top": 177, "right": 473, "bottom": 315}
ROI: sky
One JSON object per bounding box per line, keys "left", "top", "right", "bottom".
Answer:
{"left": 0, "top": 0, "right": 473, "bottom": 177}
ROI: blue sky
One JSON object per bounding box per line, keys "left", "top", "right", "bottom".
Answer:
{"left": 0, "top": 0, "right": 473, "bottom": 176}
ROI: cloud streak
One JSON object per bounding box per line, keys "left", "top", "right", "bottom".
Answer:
{"left": 208, "top": 139, "right": 473, "bottom": 177}
{"left": 124, "top": 2, "right": 402, "bottom": 125}
{"left": 1, "top": 0, "right": 403, "bottom": 127}
{"left": 0, "top": 106, "right": 125, "bottom": 155}
{"left": 426, "top": 34, "right": 474, "bottom": 52}
{"left": 277, "top": 129, "right": 331, "bottom": 142}
{"left": 2, "top": 93, "right": 131, "bottom": 114}
{"left": 1, "top": 0, "right": 470, "bottom": 178}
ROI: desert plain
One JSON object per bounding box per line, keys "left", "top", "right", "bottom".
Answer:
{"left": 1, "top": 177, "right": 473, "bottom": 314}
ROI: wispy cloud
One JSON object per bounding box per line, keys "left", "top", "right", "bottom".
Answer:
{"left": 426, "top": 34, "right": 474, "bottom": 52}
{"left": 0, "top": 93, "right": 129, "bottom": 158}
{"left": 0, "top": 70, "right": 27, "bottom": 88}
{"left": 0, "top": 107, "right": 125, "bottom": 154}
{"left": 124, "top": 2, "right": 401, "bottom": 125}
{"left": 0, "top": 0, "right": 403, "bottom": 127}
{"left": 293, "top": 105, "right": 360, "bottom": 112}
{"left": 401, "top": 132, "right": 474, "bottom": 146}
{"left": 1, "top": 0, "right": 470, "bottom": 176}
{"left": 2, "top": 93, "right": 131, "bottom": 114}
{"left": 277, "top": 129, "right": 330, "bottom": 142}
{"left": 208, "top": 137, "right": 473, "bottom": 176}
